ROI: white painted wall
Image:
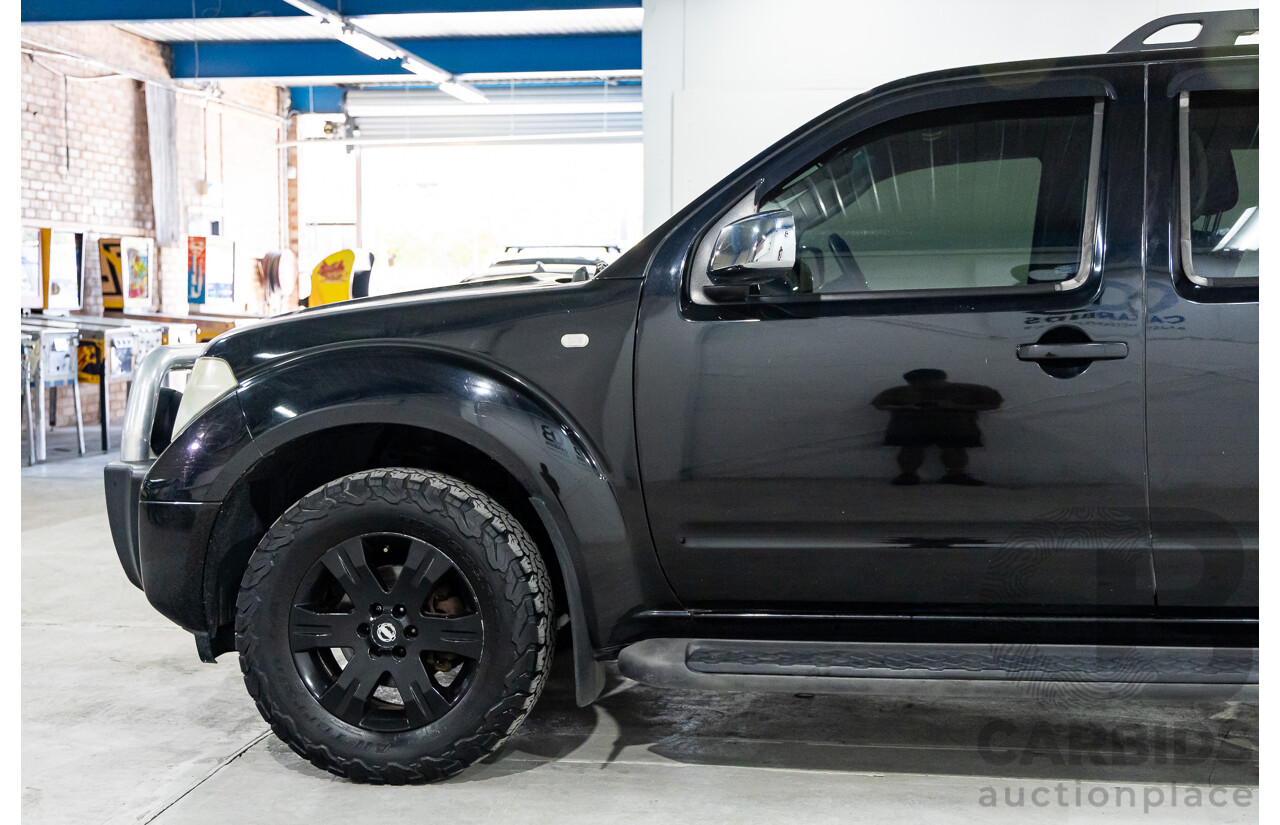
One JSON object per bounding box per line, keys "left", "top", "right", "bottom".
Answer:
{"left": 642, "top": 0, "right": 1250, "bottom": 231}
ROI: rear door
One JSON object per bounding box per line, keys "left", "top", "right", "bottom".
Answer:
{"left": 634, "top": 66, "right": 1156, "bottom": 614}
{"left": 1145, "top": 57, "right": 1258, "bottom": 611}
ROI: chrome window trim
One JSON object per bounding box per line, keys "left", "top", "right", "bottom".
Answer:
{"left": 1056, "top": 98, "right": 1106, "bottom": 292}
{"left": 1177, "top": 90, "right": 1260, "bottom": 290}
{"left": 119, "top": 344, "right": 203, "bottom": 462}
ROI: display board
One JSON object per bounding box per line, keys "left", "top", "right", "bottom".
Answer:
{"left": 20, "top": 228, "right": 42, "bottom": 309}
{"left": 204, "top": 239, "right": 235, "bottom": 304}
{"left": 21, "top": 228, "right": 84, "bottom": 310}
{"left": 99, "top": 238, "right": 124, "bottom": 309}
{"left": 45, "top": 230, "right": 84, "bottom": 310}
{"left": 121, "top": 236, "right": 153, "bottom": 310}
{"left": 187, "top": 236, "right": 207, "bottom": 304}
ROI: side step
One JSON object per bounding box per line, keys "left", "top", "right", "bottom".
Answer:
{"left": 616, "top": 639, "right": 1258, "bottom": 701}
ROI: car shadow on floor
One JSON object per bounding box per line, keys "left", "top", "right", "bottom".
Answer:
{"left": 469, "top": 639, "right": 1258, "bottom": 787}
{"left": 258, "top": 633, "right": 1256, "bottom": 787}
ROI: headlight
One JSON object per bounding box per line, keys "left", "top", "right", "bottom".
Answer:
{"left": 171, "top": 357, "right": 238, "bottom": 438}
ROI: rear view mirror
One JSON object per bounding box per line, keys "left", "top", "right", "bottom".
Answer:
{"left": 707, "top": 210, "right": 796, "bottom": 285}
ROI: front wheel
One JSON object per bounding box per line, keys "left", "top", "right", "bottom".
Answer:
{"left": 235, "top": 468, "right": 555, "bottom": 783}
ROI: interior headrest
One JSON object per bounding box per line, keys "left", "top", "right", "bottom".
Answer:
{"left": 1188, "top": 130, "right": 1239, "bottom": 220}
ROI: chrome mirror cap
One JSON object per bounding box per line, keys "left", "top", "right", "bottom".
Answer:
{"left": 707, "top": 209, "right": 796, "bottom": 285}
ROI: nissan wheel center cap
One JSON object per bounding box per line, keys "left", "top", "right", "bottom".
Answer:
{"left": 374, "top": 622, "right": 398, "bottom": 645}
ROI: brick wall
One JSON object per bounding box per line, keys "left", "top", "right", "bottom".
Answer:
{"left": 21, "top": 24, "right": 291, "bottom": 429}
{"left": 287, "top": 118, "right": 300, "bottom": 254}
{"left": 21, "top": 24, "right": 162, "bottom": 318}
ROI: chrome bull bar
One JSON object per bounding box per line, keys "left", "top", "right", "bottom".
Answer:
{"left": 119, "top": 344, "right": 204, "bottom": 462}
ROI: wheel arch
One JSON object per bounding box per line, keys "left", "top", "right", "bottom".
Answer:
{"left": 195, "top": 344, "right": 613, "bottom": 705}
{"left": 204, "top": 421, "right": 607, "bottom": 706}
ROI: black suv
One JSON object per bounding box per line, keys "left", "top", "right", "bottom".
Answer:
{"left": 106, "top": 10, "right": 1259, "bottom": 783}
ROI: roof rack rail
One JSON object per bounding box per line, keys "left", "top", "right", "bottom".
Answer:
{"left": 1110, "top": 8, "right": 1258, "bottom": 53}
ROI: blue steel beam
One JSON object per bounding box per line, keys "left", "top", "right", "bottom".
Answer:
{"left": 290, "top": 86, "right": 346, "bottom": 113}
{"left": 287, "top": 77, "right": 641, "bottom": 113}
{"left": 171, "top": 34, "right": 640, "bottom": 79}
{"left": 22, "top": 1, "right": 640, "bottom": 25}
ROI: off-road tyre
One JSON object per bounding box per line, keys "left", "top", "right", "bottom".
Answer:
{"left": 235, "top": 468, "right": 555, "bottom": 783}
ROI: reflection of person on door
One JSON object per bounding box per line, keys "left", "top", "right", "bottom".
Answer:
{"left": 872, "top": 369, "right": 1003, "bottom": 486}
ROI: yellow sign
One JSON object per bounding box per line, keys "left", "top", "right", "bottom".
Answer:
{"left": 100, "top": 238, "right": 124, "bottom": 310}
{"left": 77, "top": 339, "right": 104, "bottom": 385}
{"left": 311, "top": 250, "right": 355, "bottom": 307}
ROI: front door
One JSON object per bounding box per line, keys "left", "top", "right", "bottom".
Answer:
{"left": 635, "top": 71, "right": 1155, "bottom": 615}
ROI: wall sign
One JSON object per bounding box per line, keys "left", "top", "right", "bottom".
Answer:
{"left": 187, "top": 236, "right": 207, "bottom": 304}
{"left": 99, "top": 238, "right": 124, "bottom": 309}
{"left": 204, "top": 239, "right": 235, "bottom": 304}
{"left": 311, "top": 249, "right": 355, "bottom": 306}
{"left": 45, "top": 230, "right": 84, "bottom": 311}
{"left": 121, "top": 236, "right": 153, "bottom": 310}
{"left": 21, "top": 228, "right": 42, "bottom": 309}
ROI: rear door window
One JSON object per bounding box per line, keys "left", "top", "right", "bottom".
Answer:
{"left": 1180, "top": 89, "right": 1259, "bottom": 285}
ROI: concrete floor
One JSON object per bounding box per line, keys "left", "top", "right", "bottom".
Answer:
{"left": 22, "top": 435, "right": 1258, "bottom": 824}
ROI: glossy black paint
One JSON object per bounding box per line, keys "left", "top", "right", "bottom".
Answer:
{"left": 142, "top": 390, "right": 259, "bottom": 503}
{"left": 1144, "top": 57, "right": 1259, "bottom": 609}
{"left": 182, "top": 277, "right": 680, "bottom": 655}
{"left": 104, "top": 460, "right": 147, "bottom": 588}
{"left": 635, "top": 64, "right": 1157, "bottom": 615}
{"left": 137, "top": 500, "right": 222, "bottom": 632}
{"left": 110, "top": 44, "right": 1258, "bottom": 678}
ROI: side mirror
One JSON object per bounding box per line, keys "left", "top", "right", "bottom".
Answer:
{"left": 707, "top": 210, "right": 796, "bottom": 285}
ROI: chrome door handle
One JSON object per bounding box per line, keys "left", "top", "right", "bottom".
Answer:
{"left": 1016, "top": 341, "right": 1128, "bottom": 362}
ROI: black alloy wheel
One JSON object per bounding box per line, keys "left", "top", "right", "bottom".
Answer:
{"left": 236, "top": 468, "right": 555, "bottom": 783}
{"left": 289, "top": 533, "right": 483, "bottom": 732}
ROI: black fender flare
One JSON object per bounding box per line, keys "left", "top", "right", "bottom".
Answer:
{"left": 164, "top": 341, "right": 615, "bottom": 705}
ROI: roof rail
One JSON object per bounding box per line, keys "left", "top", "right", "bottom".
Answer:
{"left": 1110, "top": 8, "right": 1258, "bottom": 53}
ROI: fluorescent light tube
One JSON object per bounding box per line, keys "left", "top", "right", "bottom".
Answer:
{"left": 400, "top": 54, "right": 450, "bottom": 83}
{"left": 339, "top": 26, "right": 399, "bottom": 61}
{"left": 439, "top": 80, "right": 488, "bottom": 104}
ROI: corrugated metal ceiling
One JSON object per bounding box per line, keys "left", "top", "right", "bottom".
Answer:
{"left": 118, "top": 7, "right": 642, "bottom": 42}
{"left": 346, "top": 82, "right": 640, "bottom": 114}
{"left": 341, "top": 82, "right": 641, "bottom": 143}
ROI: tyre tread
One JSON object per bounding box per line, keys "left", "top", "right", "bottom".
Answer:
{"left": 235, "top": 468, "right": 554, "bottom": 784}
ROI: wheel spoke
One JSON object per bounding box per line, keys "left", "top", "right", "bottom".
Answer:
{"left": 388, "top": 539, "right": 451, "bottom": 603}
{"left": 293, "top": 531, "right": 488, "bottom": 732}
{"left": 321, "top": 538, "right": 386, "bottom": 603}
{"left": 289, "top": 607, "right": 350, "bottom": 651}
{"left": 416, "top": 613, "right": 483, "bottom": 660}
{"left": 398, "top": 663, "right": 454, "bottom": 727}
{"left": 320, "top": 657, "right": 384, "bottom": 726}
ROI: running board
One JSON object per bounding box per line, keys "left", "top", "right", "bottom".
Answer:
{"left": 616, "top": 639, "right": 1258, "bottom": 701}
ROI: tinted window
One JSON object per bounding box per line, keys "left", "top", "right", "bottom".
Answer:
{"left": 1182, "top": 90, "right": 1259, "bottom": 282}
{"left": 760, "top": 99, "right": 1098, "bottom": 296}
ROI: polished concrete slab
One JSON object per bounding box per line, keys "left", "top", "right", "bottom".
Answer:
{"left": 22, "top": 441, "right": 1258, "bottom": 824}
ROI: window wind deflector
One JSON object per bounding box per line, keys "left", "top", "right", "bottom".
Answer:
{"left": 1168, "top": 65, "right": 1259, "bottom": 97}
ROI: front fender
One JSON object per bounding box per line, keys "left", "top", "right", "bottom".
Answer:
{"left": 240, "top": 341, "right": 607, "bottom": 500}
{"left": 182, "top": 341, "right": 672, "bottom": 704}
